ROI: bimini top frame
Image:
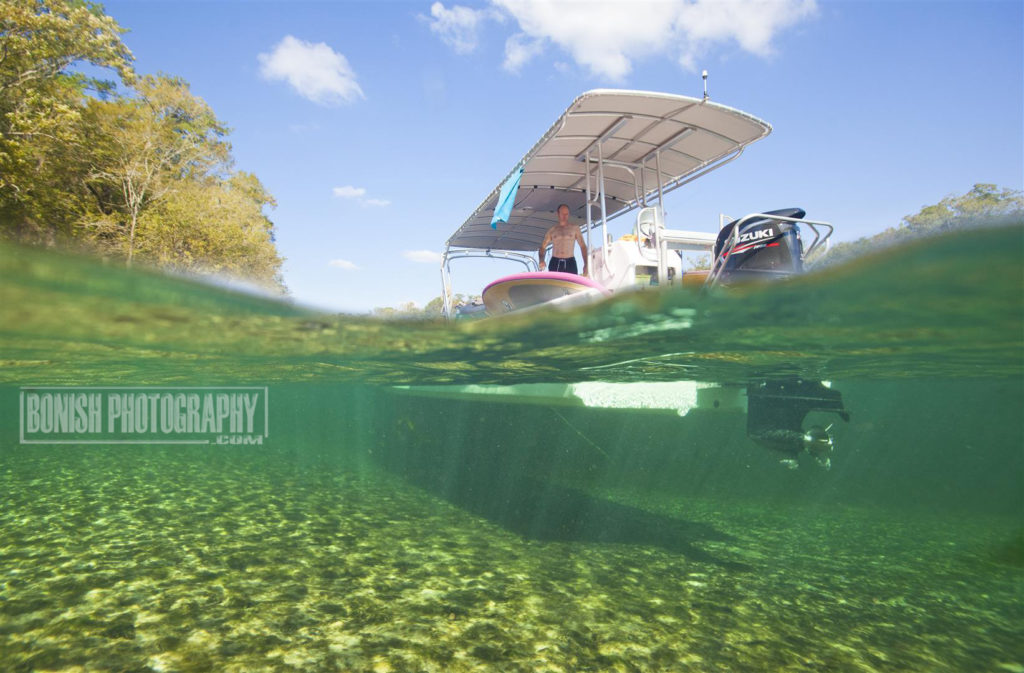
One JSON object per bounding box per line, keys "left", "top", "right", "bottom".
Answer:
{"left": 441, "top": 89, "right": 772, "bottom": 316}
{"left": 445, "top": 89, "right": 771, "bottom": 252}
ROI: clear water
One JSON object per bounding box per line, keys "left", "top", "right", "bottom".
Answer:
{"left": 1, "top": 226, "right": 1021, "bottom": 672}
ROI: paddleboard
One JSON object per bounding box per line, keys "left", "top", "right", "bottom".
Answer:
{"left": 482, "top": 271, "right": 611, "bottom": 315}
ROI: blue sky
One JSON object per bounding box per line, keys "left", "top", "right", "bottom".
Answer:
{"left": 102, "top": 0, "right": 1023, "bottom": 314}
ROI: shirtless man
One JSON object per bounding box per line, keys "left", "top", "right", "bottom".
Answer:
{"left": 538, "top": 204, "right": 588, "bottom": 276}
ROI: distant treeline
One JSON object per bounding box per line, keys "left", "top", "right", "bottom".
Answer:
{"left": 373, "top": 294, "right": 481, "bottom": 320}
{"left": 811, "top": 183, "right": 1023, "bottom": 268}
{"left": 0, "top": 0, "right": 284, "bottom": 290}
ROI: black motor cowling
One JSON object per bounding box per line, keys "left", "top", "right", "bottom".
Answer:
{"left": 713, "top": 208, "right": 806, "bottom": 283}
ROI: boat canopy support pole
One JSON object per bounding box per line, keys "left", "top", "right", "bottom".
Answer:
{"left": 440, "top": 246, "right": 454, "bottom": 318}
{"left": 598, "top": 142, "right": 609, "bottom": 272}
{"left": 640, "top": 159, "right": 648, "bottom": 208}
{"left": 584, "top": 152, "right": 592, "bottom": 259}
{"left": 655, "top": 151, "right": 669, "bottom": 285}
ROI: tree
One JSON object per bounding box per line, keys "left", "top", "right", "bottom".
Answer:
{"left": 0, "top": 0, "right": 131, "bottom": 98}
{"left": 902, "top": 184, "right": 1023, "bottom": 233}
{"left": 0, "top": 0, "right": 133, "bottom": 237}
{"left": 815, "top": 184, "right": 1023, "bottom": 268}
{"left": 685, "top": 253, "right": 711, "bottom": 271}
{"left": 138, "top": 172, "right": 284, "bottom": 290}
{"left": 81, "top": 74, "right": 231, "bottom": 265}
{"left": 0, "top": 1, "right": 286, "bottom": 289}
{"left": 372, "top": 294, "right": 480, "bottom": 318}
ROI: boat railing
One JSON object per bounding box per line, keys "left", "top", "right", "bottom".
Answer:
{"left": 440, "top": 248, "right": 538, "bottom": 318}
{"left": 704, "top": 213, "right": 834, "bottom": 289}
{"left": 800, "top": 219, "right": 835, "bottom": 261}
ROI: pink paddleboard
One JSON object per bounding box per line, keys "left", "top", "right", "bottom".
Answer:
{"left": 482, "top": 272, "right": 611, "bottom": 315}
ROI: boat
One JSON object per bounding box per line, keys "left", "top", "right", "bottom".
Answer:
{"left": 441, "top": 88, "right": 835, "bottom": 318}
{"left": 411, "top": 88, "right": 849, "bottom": 469}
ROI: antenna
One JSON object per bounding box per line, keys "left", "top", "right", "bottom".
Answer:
{"left": 702, "top": 70, "right": 709, "bottom": 100}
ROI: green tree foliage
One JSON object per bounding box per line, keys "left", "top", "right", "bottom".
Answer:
{"left": 0, "top": 0, "right": 133, "bottom": 240}
{"left": 814, "top": 184, "right": 1023, "bottom": 268}
{"left": 685, "top": 253, "right": 711, "bottom": 271}
{"left": 902, "top": 184, "right": 1023, "bottom": 232}
{"left": 372, "top": 294, "right": 480, "bottom": 319}
{"left": 80, "top": 74, "right": 232, "bottom": 265}
{"left": 0, "top": 0, "right": 284, "bottom": 290}
{"left": 139, "top": 173, "right": 284, "bottom": 290}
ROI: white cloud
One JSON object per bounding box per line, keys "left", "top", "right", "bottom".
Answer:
{"left": 258, "top": 35, "right": 364, "bottom": 105}
{"left": 426, "top": 2, "right": 490, "bottom": 54}
{"left": 430, "top": 0, "right": 817, "bottom": 80}
{"left": 402, "top": 250, "right": 443, "bottom": 264}
{"left": 329, "top": 259, "right": 359, "bottom": 271}
{"left": 332, "top": 185, "right": 390, "bottom": 207}
{"left": 494, "top": 0, "right": 667, "bottom": 79}
{"left": 332, "top": 185, "right": 366, "bottom": 199}
{"left": 503, "top": 33, "right": 545, "bottom": 73}
{"left": 674, "top": 0, "right": 818, "bottom": 70}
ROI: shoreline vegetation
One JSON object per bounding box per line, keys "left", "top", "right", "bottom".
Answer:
{"left": 809, "top": 183, "right": 1023, "bottom": 270}
{"left": 1, "top": 0, "right": 284, "bottom": 291}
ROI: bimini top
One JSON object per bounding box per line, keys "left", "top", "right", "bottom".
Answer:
{"left": 445, "top": 89, "right": 772, "bottom": 253}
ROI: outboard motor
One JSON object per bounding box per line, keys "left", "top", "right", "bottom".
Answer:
{"left": 709, "top": 209, "right": 848, "bottom": 468}
{"left": 713, "top": 208, "right": 806, "bottom": 284}
{"left": 746, "top": 378, "right": 850, "bottom": 470}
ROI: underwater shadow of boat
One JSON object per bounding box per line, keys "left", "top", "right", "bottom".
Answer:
{"left": 377, "top": 401, "right": 749, "bottom": 570}
{"left": 405, "top": 470, "right": 750, "bottom": 571}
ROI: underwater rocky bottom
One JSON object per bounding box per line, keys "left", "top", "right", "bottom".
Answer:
{"left": 0, "top": 447, "right": 1020, "bottom": 673}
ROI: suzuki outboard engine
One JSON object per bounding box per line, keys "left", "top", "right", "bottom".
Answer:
{"left": 711, "top": 209, "right": 848, "bottom": 469}
{"left": 713, "top": 208, "right": 806, "bottom": 284}
{"left": 746, "top": 379, "right": 850, "bottom": 470}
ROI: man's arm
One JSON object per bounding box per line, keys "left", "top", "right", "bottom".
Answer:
{"left": 538, "top": 229, "right": 551, "bottom": 269}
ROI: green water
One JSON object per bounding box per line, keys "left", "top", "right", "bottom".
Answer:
{"left": 1, "top": 227, "right": 1022, "bottom": 672}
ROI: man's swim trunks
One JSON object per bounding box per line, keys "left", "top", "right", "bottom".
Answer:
{"left": 547, "top": 256, "right": 578, "bottom": 274}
